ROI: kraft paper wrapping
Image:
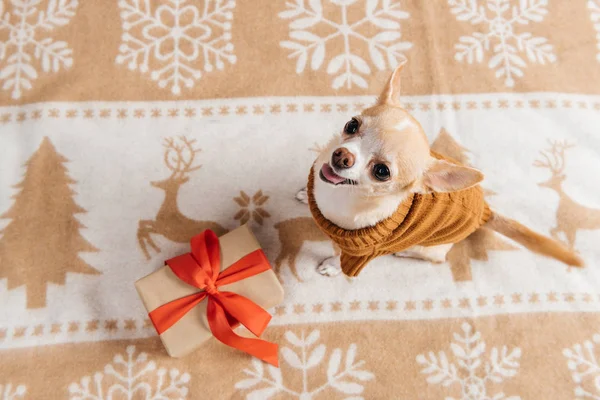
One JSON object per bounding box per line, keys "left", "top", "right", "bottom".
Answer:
{"left": 134, "top": 225, "right": 284, "bottom": 358}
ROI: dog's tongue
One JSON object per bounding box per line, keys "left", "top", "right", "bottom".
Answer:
{"left": 321, "top": 163, "right": 345, "bottom": 184}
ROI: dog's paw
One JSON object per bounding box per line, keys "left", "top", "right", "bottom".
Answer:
{"left": 317, "top": 256, "right": 341, "bottom": 277}
{"left": 295, "top": 187, "right": 308, "bottom": 204}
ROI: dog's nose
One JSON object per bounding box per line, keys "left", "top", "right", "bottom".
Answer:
{"left": 332, "top": 147, "right": 355, "bottom": 169}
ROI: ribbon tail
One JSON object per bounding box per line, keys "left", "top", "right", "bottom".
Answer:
{"left": 216, "top": 292, "right": 272, "bottom": 337}
{"left": 207, "top": 300, "right": 279, "bottom": 367}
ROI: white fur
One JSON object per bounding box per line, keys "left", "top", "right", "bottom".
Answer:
{"left": 313, "top": 174, "right": 406, "bottom": 229}
{"left": 394, "top": 119, "right": 413, "bottom": 132}
{"left": 335, "top": 139, "right": 363, "bottom": 180}
{"left": 394, "top": 244, "right": 453, "bottom": 263}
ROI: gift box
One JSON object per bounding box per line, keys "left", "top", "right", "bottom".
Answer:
{"left": 135, "top": 224, "right": 284, "bottom": 366}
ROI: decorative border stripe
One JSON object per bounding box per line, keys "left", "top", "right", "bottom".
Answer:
{"left": 1, "top": 94, "right": 600, "bottom": 124}
{"left": 2, "top": 292, "right": 599, "bottom": 346}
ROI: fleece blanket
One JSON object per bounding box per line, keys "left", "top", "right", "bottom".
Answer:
{"left": 1, "top": 1, "right": 600, "bottom": 398}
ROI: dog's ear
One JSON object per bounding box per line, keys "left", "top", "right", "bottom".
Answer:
{"left": 422, "top": 159, "right": 484, "bottom": 193}
{"left": 377, "top": 61, "right": 406, "bottom": 107}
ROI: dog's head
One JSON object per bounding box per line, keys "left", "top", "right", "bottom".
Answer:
{"left": 315, "top": 63, "right": 484, "bottom": 198}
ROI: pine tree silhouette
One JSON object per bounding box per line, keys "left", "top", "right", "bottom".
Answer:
{"left": 431, "top": 127, "right": 470, "bottom": 165}
{"left": 431, "top": 128, "right": 496, "bottom": 196}
{"left": 447, "top": 228, "right": 516, "bottom": 281}
{"left": 0, "top": 137, "right": 100, "bottom": 308}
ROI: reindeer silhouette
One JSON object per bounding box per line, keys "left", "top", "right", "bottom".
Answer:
{"left": 273, "top": 217, "right": 331, "bottom": 280}
{"left": 137, "top": 136, "right": 227, "bottom": 259}
{"left": 534, "top": 140, "right": 600, "bottom": 250}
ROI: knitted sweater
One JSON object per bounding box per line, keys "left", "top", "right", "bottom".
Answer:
{"left": 307, "top": 152, "right": 491, "bottom": 277}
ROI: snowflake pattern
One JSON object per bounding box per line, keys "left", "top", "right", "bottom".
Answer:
{"left": 116, "top": 0, "right": 236, "bottom": 95}
{"left": 589, "top": 0, "right": 600, "bottom": 63}
{"left": 233, "top": 190, "right": 270, "bottom": 225}
{"left": 416, "top": 322, "right": 521, "bottom": 400}
{"left": 0, "top": 384, "right": 26, "bottom": 400}
{"left": 279, "top": 0, "right": 412, "bottom": 89}
{"left": 0, "top": 0, "right": 77, "bottom": 100}
{"left": 68, "top": 345, "right": 190, "bottom": 399}
{"left": 564, "top": 333, "right": 600, "bottom": 399}
{"left": 235, "top": 329, "right": 374, "bottom": 399}
{"left": 448, "top": 0, "right": 556, "bottom": 87}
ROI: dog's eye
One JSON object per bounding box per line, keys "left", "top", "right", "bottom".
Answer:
{"left": 344, "top": 118, "right": 359, "bottom": 134}
{"left": 373, "top": 164, "right": 390, "bottom": 181}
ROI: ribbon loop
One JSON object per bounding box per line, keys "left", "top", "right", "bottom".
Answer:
{"left": 148, "top": 229, "right": 279, "bottom": 367}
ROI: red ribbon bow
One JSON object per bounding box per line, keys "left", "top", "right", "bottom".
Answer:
{"left": 148, "top": 230, "right": 279, "bottom": 367}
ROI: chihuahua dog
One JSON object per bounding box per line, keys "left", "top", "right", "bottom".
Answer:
{"left": 298, "top": 62, "right": 583, "bottom": 277}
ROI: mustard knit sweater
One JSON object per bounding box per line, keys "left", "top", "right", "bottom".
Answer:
{"left": 307, "top": 152, "right": 491, "bottom": 277}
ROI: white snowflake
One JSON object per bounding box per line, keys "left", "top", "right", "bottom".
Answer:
{"left": 0, "top": 383, "right": 26, "bottom": 400}
{"left": 279, "top": 0, "right": 412, "bottom": 89}
{"left": 68, "top": 345, "right": 190, "bottom": 399}
{"left": 448, "top": 0, "right": 556, "bottom": 87}
{"left": 0, "top": 0, "right": 77, "bottom": 100}
{"left": 416, "top": 322, "right": 521, "bottom": 400}
{"left": 235, "top": 329, "right": 374, "bottom": 399}
{"left": 116, "top": 0, "right": 236, "bottom": 95}
{"left": 564, "top": 333, "right": 600, "bottom": 399}
{"left": 589, "top": 0, "right": 600, "bottom": 62}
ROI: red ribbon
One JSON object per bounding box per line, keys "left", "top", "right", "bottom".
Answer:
{"left": 148, "top": 230, "right": 279, "bottom": 367}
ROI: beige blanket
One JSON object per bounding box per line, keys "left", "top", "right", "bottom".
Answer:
{"left": 1, "top": 0, "right": 600, "bottom": 398}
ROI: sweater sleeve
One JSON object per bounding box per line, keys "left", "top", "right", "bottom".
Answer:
{"left": 340, "top": 251, "right": 378, "bottom": 277}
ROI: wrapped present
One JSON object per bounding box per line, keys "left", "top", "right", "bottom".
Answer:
{"left": 135, "top": 225, "right": 284, "bottom": 366}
